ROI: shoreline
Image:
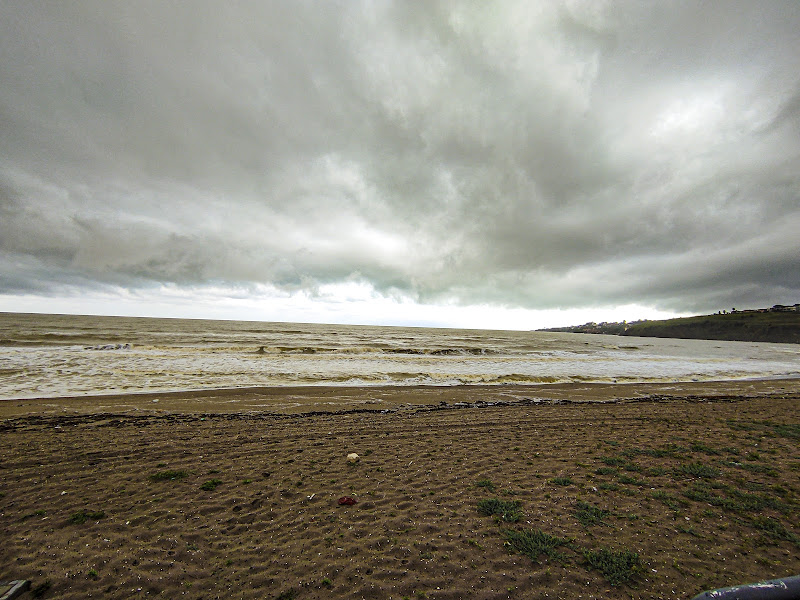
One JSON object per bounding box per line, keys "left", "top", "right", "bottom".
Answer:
{"left": 2, "top": 377, "right": 799, "bottom": 420}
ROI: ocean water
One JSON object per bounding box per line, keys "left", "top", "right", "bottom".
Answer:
{"left": 1, "top": 312, "right": 799, "bottom": 400}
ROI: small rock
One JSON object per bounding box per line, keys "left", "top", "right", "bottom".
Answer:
{"left": 347, "top": 453, "right": 360, "bottom": 463}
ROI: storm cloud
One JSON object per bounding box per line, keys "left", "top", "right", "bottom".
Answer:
{"left": 1, "top": 1, "right": 799, "bottom": 322}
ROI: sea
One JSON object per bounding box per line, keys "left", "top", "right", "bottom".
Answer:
{"left": 1, "top": 312, "right": 799, "bottom": 400}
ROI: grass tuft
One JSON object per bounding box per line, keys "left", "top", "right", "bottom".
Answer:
{"left": 503, "top": 528, "right": 571, "bottom": 564}
{"left": 477, "top": 498, "right": 523, "bottom": 523}
{"left": 550, "top": 476, "right": 574, "bottom": 486}
{"left": 200, "top": 479, "right": 222, "bottom": 491}
{"left": 149, "top": 469, "right": 189, "bottom": 481}
{"left": 676, "top": 462, "right": 721, "bottom": 479}
{"left": 476, "top": 479, "right": 496, "bottom": 492}
{"left": 574, "top": 501, "right": 610, "bottom": 527}
{"left": 583, "top": 547, "right": 642, "bottom": 586}
{"left": 69, "top": 510, "right": 106, "bottom": 524}
{"left": 750, "top": 516, "right": 800, "bottom": 548}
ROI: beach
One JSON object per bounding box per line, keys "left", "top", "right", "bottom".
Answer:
{"left": 2, "top": 379, "right": 799, "bottom": 599}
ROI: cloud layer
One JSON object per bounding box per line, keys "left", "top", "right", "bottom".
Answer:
{"left": 2, "top": 1, "right": 799, "bottom": 319}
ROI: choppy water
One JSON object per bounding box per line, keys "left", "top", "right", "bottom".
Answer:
{"left": 1, "top": 312, "right": 799, "bottom": 399}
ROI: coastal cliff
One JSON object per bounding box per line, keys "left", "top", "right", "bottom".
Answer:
{"left": 542, "top": 307, "right": 800, "bottom": 344}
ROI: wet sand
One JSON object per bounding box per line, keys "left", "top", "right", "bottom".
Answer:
{"left": 1, "top": 379, "right": 799, "bottom": 599}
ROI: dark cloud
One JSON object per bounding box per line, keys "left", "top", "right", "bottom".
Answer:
{"left": 1, "top": 1, "right": 799, "bottom": 318}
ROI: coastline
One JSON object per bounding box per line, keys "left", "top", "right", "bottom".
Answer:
{"left": 2, "top": 377, "right": 799, "bottom": 420}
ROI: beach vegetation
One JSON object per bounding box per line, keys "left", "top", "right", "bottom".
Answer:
{"left": 599, "top": 482, "right": 620, "bottom": 491}
{"left": 550, "top": 476, "right": 574, "bottom": 486}
{"left": 476, "top": 479, "right": 495, "bottom": 492}
{"left": 678, "top": 525, "right": 702, "bottom": 537}
{"left": 69, "top": 509, "right": 106, "bottom": 524}
{"left": 87, "top": 568, "right": 98, "bottom": 578}
{"left": 582, "top": 547, "right": 642, "bottom": 586}
{"left": 321, "top": 577, "right": 333, "bottom": 587}
{"left": 595, "top": 466, "right": 617, "bottom": 475}
{"left": 617, "top": 474, "right": 648, "bottom": 486}
{"left": 647, "top": 466, "right": 669, "bottom": 476}
{"left": 149, "top": 469, "right": 189, "bottom": 481}
{"left": 732, "top": 462, "right": 780, "bottom": 477}
{"left": 274, "top": 590, "right": 297, "bottom": 600}
{"left": 675, "top": 462, "right": 721, "bottom": 479}
{"left": 750, "top": 516, "right": 800, "bottom": 548}
{"left": 502, "top": 528, "right": 571, "bottom": 564}
{"left": 651, "top": 490, "right": 688, "bottom": 510}
{"left": 574, "top": 501, "right": 610, "bottom": 527}
{"left": 200, "top": 479, "right": 222, "bottom": 491}
{"left": 477, "top": 498, "right": 523, "bottom": 522}
{"left": 600, "top": 455, "right": 627, "bottom": 466}
{"left": 689, "top": 441, "right": 720, "bottom": 455}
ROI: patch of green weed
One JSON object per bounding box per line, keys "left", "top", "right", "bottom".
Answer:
{"left": 503, "top": 528, "right": 571, "bottom": 564}
{"left": 69, "top": 510, "right": 106, "bottom": 524}
{"left": 583, "top": 547, "right": 642, "bottom": 586}
{"left": 477, "top": 498, "right": 523, "bottom": 523}
{"left": 574, "top": 501, "right": 610, "bottom": 527}
{"left": 676, "top": 462, "right": 721, "bottom": 479}
{"left": 550, "top": 476, "right": 574, "bottom": 486}
{"left": 149, "top": 470, "right": 189, "bottom": 481}
{"left": 476, "top": 479, "right": 496, "bottom": 492}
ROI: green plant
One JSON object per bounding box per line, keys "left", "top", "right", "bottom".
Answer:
{"left": 69, "top": 510, "right": 106, "bottom": 524}
{"left": 275, "top": 590, "right": 297, "bottom": 600}
{"left": 690, "top": 441, "right": 720, "bottom": 455}
{"left": 321, "top": 577, "right": 333, "bottom": 587}
{"left": 574, "top": 501, "right": 610, "bottom": 527}
{"left": 750, "top": 516, "right": 800, "bottom": 548}
{"left": 503, "top": 528, "right": 571, "bottom": 564}
{"left": 477, "top": 498, "right": 523, "bottom": 523}
{"left": 550, "top": 476, "right": 574, "bottom": 486}
{"left": 87, "top": 568, "right": 98, "bottom": 578}
{"left": 676, "top": 462, "right": 721, "bottom": 479}
{"left": 149, "top": 469, "right": 189, "bottom": 481}
{"left": 583, "top": 547, "right": 642, "bottom": 586}
{"left": 476, "top": 479, "right": 495, "bottom": 492}
{"left": 737, "top": 462, "right": 780, "bottom": 476}
{"left": 200, "top": 479, "right": 222, "bottom": 491}
{"left": 617, "top": 474, "right": 648, "bottom": 486}
{"left": 651, "top": 490, "right": 687, "bottom": 510}
{"left": 595, "top": 467, "right": 618, "bottom": 475}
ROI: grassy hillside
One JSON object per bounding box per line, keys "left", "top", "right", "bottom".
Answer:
{"left": 622, "top": 311, "right": 800, "bottom": 343}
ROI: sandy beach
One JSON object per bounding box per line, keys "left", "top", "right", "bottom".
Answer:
{"left": 2, "top": 379, "right": 799, "bottom": 599}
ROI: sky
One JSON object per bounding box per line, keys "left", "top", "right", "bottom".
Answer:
{"left": 1, "top": 1, "right": 799, "bottom": 330}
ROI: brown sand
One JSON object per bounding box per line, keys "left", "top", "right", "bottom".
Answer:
{"left": 1, "top": 380, "right": 799, "bottom": 599}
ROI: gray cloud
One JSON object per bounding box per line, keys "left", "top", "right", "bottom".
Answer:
{"left": 1, "top": 1, "right": 799, "bottom": 316}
